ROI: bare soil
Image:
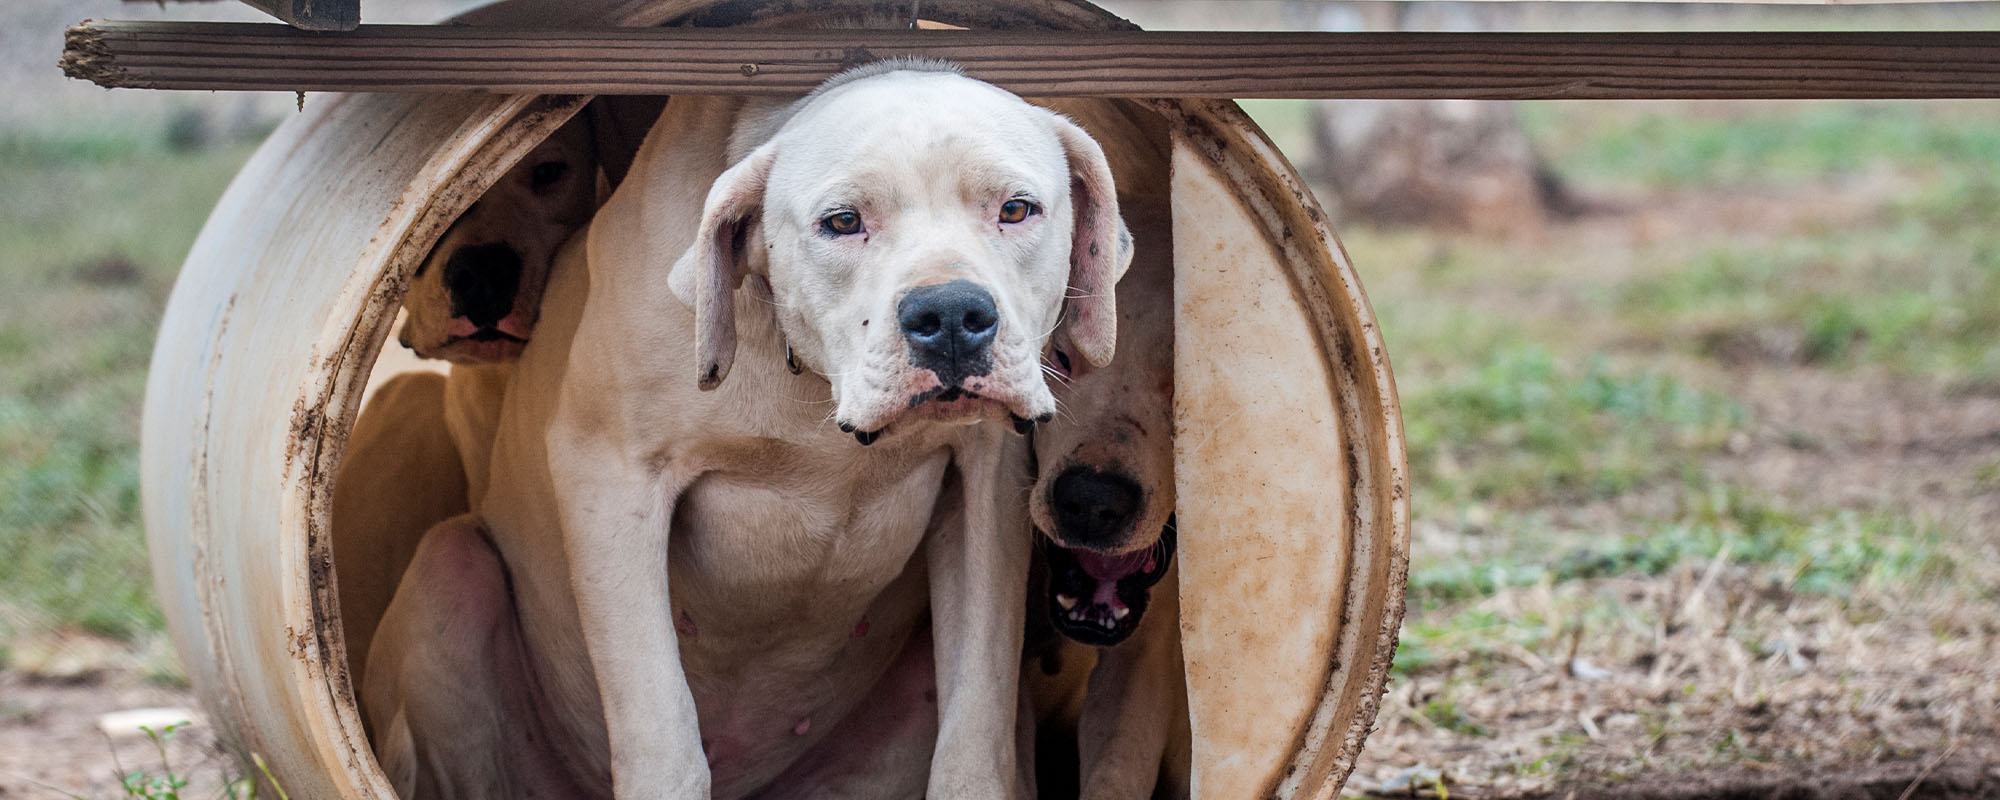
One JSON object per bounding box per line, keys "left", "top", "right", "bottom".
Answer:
{"left": 1546, "top": 757, "right": 2000, "bottom": 800}
{"left": 0, "top": 669, "right": 230, "bottom": 798}
{"left": 1343, "top": 200, "right": 2000, "bottom": 799}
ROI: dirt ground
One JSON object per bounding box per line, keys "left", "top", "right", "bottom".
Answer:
{"left": 1338, "top": 189, "right": 2000, "bottom": 799}
{"left": 0, "top": 670, "right": 231, "bottom": 798}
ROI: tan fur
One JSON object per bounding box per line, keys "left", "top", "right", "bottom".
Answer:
{"left": 333, "top": 114, "right": 604, "bottom": 692}
{"left": 1026, "top": 99, "right": 1192, "bottom": 800}
{"left": 332, "top": 372, "right": 466, "bottom": 682}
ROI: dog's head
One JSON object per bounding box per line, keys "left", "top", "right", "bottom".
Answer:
{"left": 1032, "top": 204, "right": 1174, "bottom": 648}
{"left": 670, "top": 61, "right": 1130, "bottom": 442}
{"left": 399, "top": 120, "right": 597, "bottom": 364}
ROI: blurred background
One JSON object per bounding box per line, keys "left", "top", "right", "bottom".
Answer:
{"left": 1, "top": 1, "right": 1995, "bottom": 797}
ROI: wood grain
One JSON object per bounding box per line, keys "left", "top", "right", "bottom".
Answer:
{"left": 62, "top": 21, "right": 2000, "bottom": 100}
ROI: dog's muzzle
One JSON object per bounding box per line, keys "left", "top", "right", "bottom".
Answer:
{"left": 1048, "top": 465, "right": 1143, "bottom": 549}
{"left": 898, "top": 279, "right": 997, "bottom": 387}
{"left": 443, "top": 242, "right": 524, "bottom": 330}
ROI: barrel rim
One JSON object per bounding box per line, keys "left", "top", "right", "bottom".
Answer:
{"left": 265, "top": 1, "right": 1410, "bottom": 797}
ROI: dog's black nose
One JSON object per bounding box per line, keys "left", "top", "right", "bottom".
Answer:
{"left": 1050, "top": 466, "right": 1142, "bottom": 547}
{"left": 442, "top": 243, "right": 523, "bottom": 328}
{"left": 898, "top": 279, "right": 998, "bottom": 383}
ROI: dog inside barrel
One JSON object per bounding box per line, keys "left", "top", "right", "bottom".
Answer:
{"left": 332, "top": 96, "right": 665, "bottom": 686}
{"left": 1022, "top": 98, "right": 1193, "bottom": 800}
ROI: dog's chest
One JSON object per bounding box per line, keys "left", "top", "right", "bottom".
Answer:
{"left": 668, "top": 445, "right": 951, "bottom": 611}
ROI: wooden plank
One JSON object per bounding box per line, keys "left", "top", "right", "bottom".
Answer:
{"left": 230, "top": 0, "right": 359, "bottom": 31}
{"left": 127, "top": 0, "right": 2000, "bottom": 5}
{"left": 61, "top": 21, "right": 2000, "bottom": 100}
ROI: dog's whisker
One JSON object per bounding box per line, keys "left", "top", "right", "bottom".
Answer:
{"left": 1038, "top": 363, "right": 1074, "bottom": 388}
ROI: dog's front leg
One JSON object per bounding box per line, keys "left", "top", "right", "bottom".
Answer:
{"left": 927, "top": 427, "right": 1033, "bottom": 798}
{"left": 1077, "top": 564, "right": 1184, "bottom": 800}
{"left": 552, "top": 434, "right": 708, "bottom": 799}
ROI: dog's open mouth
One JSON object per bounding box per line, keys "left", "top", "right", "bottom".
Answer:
{"left": 1044, "top": 517, "right": 1176, "bottom": 647}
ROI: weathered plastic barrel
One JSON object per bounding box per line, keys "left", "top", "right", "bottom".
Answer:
{"left": 139, "top": 1, "right": 1408, "bottom": 798}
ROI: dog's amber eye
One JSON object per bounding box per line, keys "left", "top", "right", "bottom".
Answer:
{"left": 821, "top": 211, "right": 863, "bottom": 236}
{"left": 999, "top": 199, "right": 1039, "bottom": 224}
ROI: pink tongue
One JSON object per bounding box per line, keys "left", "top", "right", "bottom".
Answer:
{"left": 1073, "top": 549, "right": 1156, "bottom": 612}
{"left": 1092, "top": 579, "right": 1122, "bottom": 610}
{"left": 1075, "top": 549, "right": 1154, "bottom": 581}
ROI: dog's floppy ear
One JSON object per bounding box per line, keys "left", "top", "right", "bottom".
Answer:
{"left": 1050, "top": 115, "right": 1131, "bottom": 370}
{"left": 670, "top": 144, "right": 774, "bottom": 391}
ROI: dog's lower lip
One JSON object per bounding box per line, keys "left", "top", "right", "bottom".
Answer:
{"left": 448, "top": 329, "right": 528, "bottom": 345}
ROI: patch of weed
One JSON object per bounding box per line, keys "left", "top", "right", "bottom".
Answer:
{"left": 1403, "top": 486, "right": 1958, "bottom": 620}
{"left": 1522, "top": 102, "right": 2000, "bottom": 191}
{"left": 1403, "top": 346, "right": 1743, "bottom": 514}
{"left": 1420, "top": 697, "right": 1494, "bottom": 738}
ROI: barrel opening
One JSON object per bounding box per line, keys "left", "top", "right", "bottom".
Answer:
{"left": 147, "top": 6, "right": 1403, "bottom": 800}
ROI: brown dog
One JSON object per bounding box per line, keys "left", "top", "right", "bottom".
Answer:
{"left": 1024, "top": 99, "right": 1192, "bottom": 800}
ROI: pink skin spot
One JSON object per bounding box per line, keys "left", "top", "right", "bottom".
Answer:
{"left": 1091, "top": 579, "right": 1125, "bottom": 613}
{"left": 851, "top": 617, "right": 869, "bottom": 638}
{"left": 793, "top": 717, "right": 811, "bottom": 736}
{"left": 676, "top": 611, "right": 697, "bottom": 637}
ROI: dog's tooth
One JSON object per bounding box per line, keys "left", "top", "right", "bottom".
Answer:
{"left": 1112, "top": 606, "right": 1130, "bottom": 621}
{"left": 853, "top": 429, "right": 880, "bottom": 446}
{"left": 1055, "top": 594, "right": 1077, "bottom": 610}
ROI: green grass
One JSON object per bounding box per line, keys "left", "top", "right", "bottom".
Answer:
{"left": 1403, "top": 346, "right": 1744, "bottom": 513}
{"left": 1392, "top": 491, "right": 1960, "bottom": 678}
{"left": 1615, "top": 174, "right": 2000, "bottom": 381}
{"left": 1405, "top": 489, "right": 1958, "bottom": 612}
{"left": 0, "top": 128, "right": 254, "bottom": 646}
{"left": 1521, "top": 101, "right": 2000, "bottom": 191}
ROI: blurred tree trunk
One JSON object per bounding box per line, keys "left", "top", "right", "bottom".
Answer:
{"left": 1291, "top": 2, "right": 1579, "bottom": 236}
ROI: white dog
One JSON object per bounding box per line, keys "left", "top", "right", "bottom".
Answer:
{"left": 363, "top": 61, "right": 1129, "bottom": 799}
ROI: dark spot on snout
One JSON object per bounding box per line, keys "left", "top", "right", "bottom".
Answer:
{"left": 443, "top": 243, "right": 522, "bottom": 329}
{"left": 899, "top": 279, "right": 996, "bottom": 387}
{"left": 1049, "top": 465, "right": 1142, "bottom": 548}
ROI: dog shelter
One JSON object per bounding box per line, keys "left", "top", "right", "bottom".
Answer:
{"left": 63, "top": 0, "right": 1998, "bottom": 797}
